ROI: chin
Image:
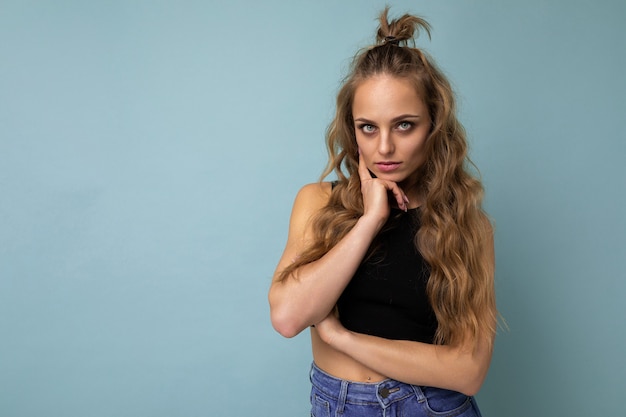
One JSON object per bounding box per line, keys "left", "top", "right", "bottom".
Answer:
{"left": 375, "top": 172, "right": 408, "bottom": 183}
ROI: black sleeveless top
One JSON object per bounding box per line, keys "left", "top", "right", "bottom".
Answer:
{"left": 336, "top": 207, "right": 438, "bottom": 343}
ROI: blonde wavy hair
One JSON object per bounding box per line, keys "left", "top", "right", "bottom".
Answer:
{"left": 279, "top": 8, "right": 497, "bottom": 347}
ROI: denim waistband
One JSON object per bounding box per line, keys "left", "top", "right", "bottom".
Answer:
{"left": 309, "top": 362, "right": 426, "bottom": 407}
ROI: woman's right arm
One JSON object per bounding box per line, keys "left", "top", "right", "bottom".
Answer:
{"left": 268, "top": 182, "right": 385, "bottom": 338}
{"left": 269, "top": 156, "right": 410, "bottom": 338}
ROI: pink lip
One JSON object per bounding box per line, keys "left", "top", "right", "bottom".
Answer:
{"left": 375, "top": 162, "right": 401, "bottom": 172}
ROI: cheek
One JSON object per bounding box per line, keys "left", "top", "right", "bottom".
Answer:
{"left": 407, "top": 140, "right": 428, "bottom": 164}
{"left": 355, "top": 136, "right": 368, "bottom": 154}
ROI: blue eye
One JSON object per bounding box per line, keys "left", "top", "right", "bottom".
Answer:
{"left": 397, "top": 121, "right": 413, "bottom": 131}
{"left": 359, "top": 124, "right": 376, "bottom": 133}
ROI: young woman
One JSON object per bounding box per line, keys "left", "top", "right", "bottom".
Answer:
{"left": 269, "top": 9, "right": 497, "bottom": 417}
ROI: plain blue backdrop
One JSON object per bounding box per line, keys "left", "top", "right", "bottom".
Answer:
{"left": 1, "top": 1, "right": 624, "bottom": 416}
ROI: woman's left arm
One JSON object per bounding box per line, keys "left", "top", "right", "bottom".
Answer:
{"left": 315, "top": 221, "right": 496, "bottom": 396}
{"left": 315, "top": 314, "right": 494, "bottom": 396}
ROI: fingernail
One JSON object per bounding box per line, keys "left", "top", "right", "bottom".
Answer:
{"left": 404, "top": 195, "right": 410, "bottom": 204}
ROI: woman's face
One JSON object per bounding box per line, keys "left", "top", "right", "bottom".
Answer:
{"left": 352, "top": 74, "right": 431, "bottom": 192}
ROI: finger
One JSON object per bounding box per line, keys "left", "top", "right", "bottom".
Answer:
{"left": 358, "top": 152, "right": 372, "bottom": 180}
{"left": 384, "top": 181, "right": 409, "bottom": 211}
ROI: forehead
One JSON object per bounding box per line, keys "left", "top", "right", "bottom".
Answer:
{"left": 352, "top": 75, "right": 427, "bottom": 118}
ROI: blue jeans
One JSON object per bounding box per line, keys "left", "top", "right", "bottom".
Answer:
{"left": 310, "top": 363, "right": 483, "bottom": 417}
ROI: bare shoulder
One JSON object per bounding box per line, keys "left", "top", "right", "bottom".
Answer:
{"left": 294, "top": 182, "right": 332, "bottom": 210}
{"left": 289, "top": 182, "right": 333, "bottom": 229}
{"left": 272, "top": 182, "right": 333, "bottom": 280}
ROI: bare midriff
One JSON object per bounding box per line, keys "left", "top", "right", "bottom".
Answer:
{"left": 310, "top": 327, "right": 388, "bottom": 383}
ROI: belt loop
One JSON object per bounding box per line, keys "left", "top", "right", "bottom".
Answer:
{"left": 411, "top": 385, "right": 426, "bottom": 403}
{"left": 336, "top": 380, "right": 349, "bottom": 415}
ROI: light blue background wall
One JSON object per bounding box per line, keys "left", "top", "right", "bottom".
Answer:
{"left": 1, "top": 1, "right": 624, "bottom": 416}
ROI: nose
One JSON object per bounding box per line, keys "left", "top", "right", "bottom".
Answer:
{"left": 377, "top": 129, "right": 394, "bottom": 155}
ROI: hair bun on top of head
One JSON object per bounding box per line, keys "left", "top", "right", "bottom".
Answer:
{"left": 376, "top": 7, "right": 432, "bottom": 47}
{"left": 383, "top": 36, "right": 400, "bottom": 46}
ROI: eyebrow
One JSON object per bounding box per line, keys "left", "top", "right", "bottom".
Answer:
{"left": 354, "top": 114, "right": 422, "bottom": 124}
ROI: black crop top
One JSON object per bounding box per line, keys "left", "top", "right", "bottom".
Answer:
{"left": 336, "top": 207, "right": 438, "bottom": 343}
